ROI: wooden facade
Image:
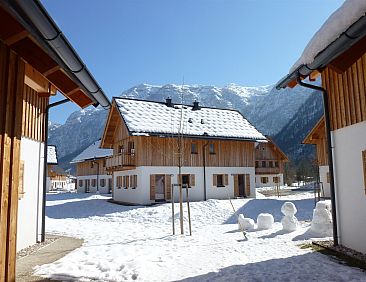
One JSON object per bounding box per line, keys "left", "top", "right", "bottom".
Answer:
{"left": 322, "top": 53, "right": 366, "bottom": 131}
{"left": 255, "top": 140, "right": 288, "bottom": 175}
{"left": 76, "top": 158, "right": 109, "bottom": 176}
{"left": 303, "top": 117, "right": 328, "bottom": 166}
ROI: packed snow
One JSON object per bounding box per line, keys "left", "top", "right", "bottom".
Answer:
{"left": 34, "top": 192, "right": 366, "bottom": 281}
{"left": 291, "top": 0, "right": 366, "bottom": 72}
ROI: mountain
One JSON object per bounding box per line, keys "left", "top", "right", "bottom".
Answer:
{"left": 48, "top": 83, "right": 321, "bottom": 173}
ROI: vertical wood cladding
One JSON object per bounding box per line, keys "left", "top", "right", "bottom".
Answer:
{"left": 0, "top": 42, "right": 24, "bottom": 281}
{"left": 21, "top": 84, "right": 48, "bottom": 142}
{"left": 323, "top": 53, "right": 366, "bottom": 130}
{"left": 76, "top": 158, "right": 109, "bottom": 176}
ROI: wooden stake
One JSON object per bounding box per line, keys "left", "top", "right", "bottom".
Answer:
{"left": 171, "top": 183, "right": 175, "bottom": 235}
{"left": 185, "top": 186, "right": 192, "bottom": 236}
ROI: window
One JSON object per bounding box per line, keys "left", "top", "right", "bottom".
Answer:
{"left": 179, "top": 174, "right": 195, "bottom": 188}
{"left": 209, "top": 143, "right": 215, "bottom": 154}
{"left": 91, "top": 179, "right": 96, "bottom": 187}
{"left": 116, "top": 176, "right": 123, "bottom": 189}
{"left": 327, "top": 172, "right": 330, "bottom": 183}
{"left": 273, "top": 176, "right": 279, "bottom": 183}
{"left": 363, "top": 150, "right": 366, "bottom": 194}
{"left": 274, "top": 161, "right": 279, "bottom": 168}
{"left": 128, "top": 141, "right": 135, "bottom": 154}
{"left": 123, "top": 175, "right": 129, "bottom": 189}
{"left": 103, "top": 159, "right": 106, "bottom": 167}
{"left": 255, "top": 161, "right": 259, "bottom": 168}
{"left": 118, "top": 144, "right": 124, "bottom": 153}
{"left": 79, "top": 179, "right": 83, "bottom": 187}
{"left": 130, "top": 175, "right": 137, "bottom": 189}
{"left": 269, "top": 161, "right": 274, "bottom": 168}
{"left": 213, "top": 174, "right": 228, "bottom": 187}
{"left": 100, "top": 179, "right": 106, "bottom": 187}
{"left": 262, "top": 161, "right": 266, "bottom": 168}
{"left": 191, "top": 143, "right": 197, "bottom": 154}
{"left": 261, "top": 177, "right": 269, "bottom": 184}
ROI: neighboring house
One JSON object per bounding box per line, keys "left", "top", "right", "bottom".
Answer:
{"left": 0, "top": 1, "right": 109, "bottom": 279}
{"left": 71, "top": 140, "right": 113, "bottom": 194}
{"left": 100, "top": 97, "right": 267, "bottom": 205}
{"left": 46, "top": 145, "right": 65, "bottom": 192}
{"left": 255, "top": 138, "right": 288, "bottom": 188}
{"left": 276, "top": 1, "right": 366, "bottom": 253}
{"left": 303, "top": 117, "right": 330, "bottom": 197}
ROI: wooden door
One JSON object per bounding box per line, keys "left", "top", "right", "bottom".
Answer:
{"left": 150, "top": 174, "right": 155, "bottom": 200}
{"left": 245, "top": 174, "right": 251, "bottom": 197}
{"left": 238, "top": 174, "right": 245, "bottom": 197}
{"left": 85, "top": 179, "right": 90, "bottom": 193}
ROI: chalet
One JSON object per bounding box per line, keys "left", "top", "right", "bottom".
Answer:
{"left": 101, "top": 97, "right": 267, "bottom": 205}
{"left": 255, "top": 138, "right": 288, "bottom": 188}
{"left": 302, "top": 117, "right": 330, "bottom": 197}
{"left": 0, "top": 1, "right": 110, "bottom": 279}
{"left": 71, "top": 140, "right": 113, "bottom": 194}
{"left": 276, "top": 1, "right": 366, "bottom": 253}
{"left": 46, "top": 145, "right": 68, "bottom": 192}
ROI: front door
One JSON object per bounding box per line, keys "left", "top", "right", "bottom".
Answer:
{"left": 85, "top": 179, "right": 90, "bottom": 193}
{"left": 155, "top": 175, "right": 165, "bottom": 200}
{"left": 238, "top": 174, "right": 245, "bottom": 197}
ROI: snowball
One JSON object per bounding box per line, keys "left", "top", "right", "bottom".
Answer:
{"left": 281, "top": 215, "right": 298, "bottom": 232}
{"left": 257, "top": 213, "right": 274, "bottom": 230}
{"left": 238, "top": 215, "right": 255, "bottom": 231}
{"left": 281, "top": 202, "right": 297, "bottom": 216}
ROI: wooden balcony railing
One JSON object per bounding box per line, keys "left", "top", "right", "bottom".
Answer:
{"left": 106, "top": 153, "right": 135, "bottom": 169}
{"left": 255, "top": 167, "right": 281, "bottom": 174}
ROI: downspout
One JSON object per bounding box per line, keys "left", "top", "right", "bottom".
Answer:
{"left": 41, "top": 98, "right": 70, "bottom": 242}
{"left": 202, "top": 141, "right": 209, "bottom": 201}
{"left": 296, "top": 76, "right": 339, "bottom": 246}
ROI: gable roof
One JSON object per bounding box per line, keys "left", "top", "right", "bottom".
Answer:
{"left": 71, "top": 140, "right": 113, "bottom": 163}
{"left": 264, "top": 137, "right": 289, "bottom": 162}
{"left": 47, "top": 145, "right": 58, "bottom": 165}
{"left": 276, "top": 0, "right": 366, "bottom": 89}
{"left": 303, "top": 117, "right": 325, "bottom": 144}
{"left": 113, "top": 97, "right": 266, "bottom": 141}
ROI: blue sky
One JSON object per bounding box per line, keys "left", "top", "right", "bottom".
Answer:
{"left": 43, "top": 0, "right": 344, "bottom": 124}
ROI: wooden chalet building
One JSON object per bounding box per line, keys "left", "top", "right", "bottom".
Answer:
{"left": 276, "top": 1, "right": 366, "bottom": 253}
{"left": 0, "top": 1, "right": 110, "bottom": 279}
{"left": 255, "top": 138, "right": 288, "bottom": 188}
{"left": 303, "top": 117, "right": 330, "bottom": 197}
{"left": 101, "top": 97, "right": 267, "bottom": 205}
{"left": 72, "top": 140, "right": 113, "bottom": 194}
{"left": 46, "top": 145, "right": 68, "bottom": 192}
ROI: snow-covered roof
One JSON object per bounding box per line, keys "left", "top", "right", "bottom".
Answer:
{"left": 47, "top": 145, "right": 58, "bottom": 165}
{"left": 290, "top": 0, "right": 366, "bottom": 72}
{"left": 115, "top": 98, "right": 266, "bottom": 141}
{"left": 71, "top": 140, "right": 113, "bottom": 163}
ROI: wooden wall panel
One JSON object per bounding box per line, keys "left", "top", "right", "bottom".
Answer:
{"left": 0, "top": 43, "right": 25, "bottom": 281}
{"left": 323, "top": 53, "right": 366, "bottom": 130}
{"left": 76, "top": 158, "right": 108, "bottom": 176}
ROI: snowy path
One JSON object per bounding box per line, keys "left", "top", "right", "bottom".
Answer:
{"left": 35, "top": 193, "right": 366, "bottom": 281}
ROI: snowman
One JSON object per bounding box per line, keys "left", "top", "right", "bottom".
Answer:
{"left": 310, "top": 201, "right": 332, "bottom": 236}
{"left": 281, "top": 202, "right": 298, "bottom": 232}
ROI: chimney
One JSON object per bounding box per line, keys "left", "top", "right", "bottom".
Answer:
{"left": 165, "top": 97, "right": 173, "bottom": 107}
{"left": 192, "top": 100, "right": 200, "bottom": 111}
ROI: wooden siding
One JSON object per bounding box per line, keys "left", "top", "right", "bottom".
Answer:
{"left": 135, "top": 137, "right": 255, "bottom": 167}
{"left": 22, "top": 84, "right": 48, "bottom": 141}
{"left": 322, "top": 53, "right": 366, "bottom": 131}
{"left": 0, "top": 43, "right": 25, "bottom": 281}
{"left": 255, "top": 142, "right": 286, "bottom": 174}
{"left": 76, "top": 158, "right": 109, "bottom": 176}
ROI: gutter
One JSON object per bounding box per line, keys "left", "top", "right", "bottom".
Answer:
{"left": 276, "top": 14, "right": 366, "bottom": 89}
{"left": 3, "top": 0, "right": 110, "bottom": 109}
{"left": 296, "top": 76, "right": 339, "bottom": 246}
{"left": 41, "top": 98, "right": 70, "bottom": 242}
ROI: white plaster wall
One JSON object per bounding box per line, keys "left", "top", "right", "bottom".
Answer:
{"left": 319, "top": 166, "right": 330, "bottom": 197}
{"left": 332, "top": 121, "right": 366, "bottom": 254}
{"left": 17, "top": 138, "right": 44, "bottom": 251}
{"left": 113, "top": 166, "right": 255, "bottom": 205}
{"left": 255, "top": 174, "right": 284, "bottom": 188}
{"left": 76, "top": 175, "right": 112, "bottom": 194}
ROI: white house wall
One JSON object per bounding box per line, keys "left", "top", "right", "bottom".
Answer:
{"left": 77, "top": 175, "right": 112, "bottom": 194}
{"left": 319, "top": 166, "right": 330, "bottom": 198}
{"left": 17, "top": 137, "right": 44, "bottom": 251}
{"left": 255, "top": 174, "right": 284, "bottom": 188}
{"left": 332, "top": 120, "right": 366, "bottom": 254}
{"left": 113, "top": 166, "right": 255, "bottom": 205}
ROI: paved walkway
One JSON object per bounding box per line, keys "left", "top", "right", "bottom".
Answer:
{"left": 16, "top": 235, "right": 83, "bottom": 282}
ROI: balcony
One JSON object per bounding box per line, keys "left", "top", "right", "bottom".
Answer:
{"left": 255, "top": 167, "right": 281, "bottom": 175}
{"left": 106, "top": 153, "right": 135, "bottom": 169}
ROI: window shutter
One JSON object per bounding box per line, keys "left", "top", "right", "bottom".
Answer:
{"left": 126, "top": 175, "right": 129, "bottom": 188}
{"left": 134, "top": 175, "right": 137, "bottom": 188}
{"left": 129, "top": 175, "right": 133, "bottom": 187}
{"left": 224, "top": 174, "right": 228, "bottom": 186}
{"left": 165, "top": 174, "right": 172, "bottom": 200}
{"left": 233, "top": 174, "right": 239, "bottom": 197}
{"left": 213, "top": 174, "right": 217, "bottom": 187}
{"left": 18, "top": 161, "right": 25, "bottom": 199}
{"left": 327, "top": 172, "right": 330, "bottom": 183}
{"left": 150, "top": 174, "right": 155, "bottom": 200}
{"left": 190, "top": 174, "right": 195, "bottom": 187}
{"left": 245, "top": 174, "right": 250, "bottom": 197}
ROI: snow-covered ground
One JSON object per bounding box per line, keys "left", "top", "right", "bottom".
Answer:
{"left": 35, "top": 192, "right": 366, "bottom": 281}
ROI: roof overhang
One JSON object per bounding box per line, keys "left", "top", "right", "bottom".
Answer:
{"left": 302, "top": 116, "right": 325, "bottom": 145}
{"left": 0, "top": 0, "right": 110, "bottom": 109}
{"left": 276, "top": 14, "right": 366, "bottom": 89}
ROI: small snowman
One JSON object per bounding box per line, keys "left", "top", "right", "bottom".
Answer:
{"left": 238, "top": 214, "right": 255, "bottom": 231}
{"left": 310, "top": 201, "right": 332, "bottom": 236}
{"left": 281, "top": 202, "right": 298, "bottom": 232}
